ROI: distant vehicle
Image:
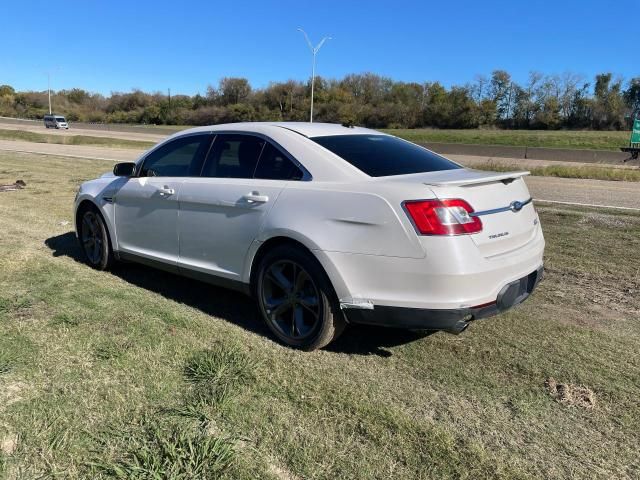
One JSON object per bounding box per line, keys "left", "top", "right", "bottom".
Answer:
{"left": 44, "top": 115, "right": 69, "bottom": 129}
{"left": 74, "top": 122, "right": 545, "bottom": 350}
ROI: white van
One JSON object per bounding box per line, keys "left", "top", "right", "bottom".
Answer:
{"left": 44, "top": 115, "right": 69, "bottom": 129}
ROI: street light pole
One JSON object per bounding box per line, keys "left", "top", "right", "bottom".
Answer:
{"left": 46, "top": 67, "right": 60, "bottom": 115}
{"left": 297, "top": 28, "right": 331, "bottom": 123}
{"left": 48, "top": 72, "right": 51, "bottom": 115}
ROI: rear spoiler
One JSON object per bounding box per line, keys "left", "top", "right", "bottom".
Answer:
{"left": 423, "top": 171, "right": 530, "bottom": 187}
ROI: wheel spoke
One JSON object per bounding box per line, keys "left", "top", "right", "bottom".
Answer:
{"left": 265, "top": 296, "right": 286, "bottom": 310}
{"left": 293, "top": 305, "right": 307, "bottom": 337}
{"left": 267, "top": 265, "right": 293, "bottom": 293}
{"left": 299, "top": 297, "right": 318, "bottom": 316}
{"left": 270, "top": 300, "right": 291, "bottom": 319}
{"left": 294, "top": 268, "right": 310, "bottom": 294}
{"left": 82, "top": 217, "right": 94, "bottom": 236}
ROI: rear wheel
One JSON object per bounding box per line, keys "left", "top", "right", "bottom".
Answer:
{"left": 78, "top": 207, "right": 113, "bottom": 270}
{"left": 256, "top": 245, "right": 345, "bottom": 350}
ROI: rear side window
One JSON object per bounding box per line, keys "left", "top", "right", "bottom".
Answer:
{"left": 201, "top": 134, "right": 265, "bottom": 178}
{"left": 311, "top": 134, "right": 461, "bottom": 177}
{"left": 254, "top": 143, "right": 304, "bottom": 180}
{"left": 140, "top": 134, "right": 211, "bottom": 177}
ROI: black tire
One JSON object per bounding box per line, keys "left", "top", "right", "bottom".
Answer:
{"left": 256, "top": 245, "right": 346, "bottom": 351}
{"left": 78, "top": 206, "right": 113, "bottom": 271}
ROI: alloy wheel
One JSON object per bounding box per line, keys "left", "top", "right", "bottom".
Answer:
{"left": 260, "top": 260, "right": 321, "bottom": 341}
{"left": 81, "top": 211, "right": 103, "bottom": 265}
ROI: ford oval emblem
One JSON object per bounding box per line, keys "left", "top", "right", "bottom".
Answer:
{"left": 510, "top": 201, "right": 524, "bottom": 212}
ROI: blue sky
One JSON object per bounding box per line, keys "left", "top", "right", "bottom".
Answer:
{"left": 1, "top": 0, "right": 635, "bottom": 95}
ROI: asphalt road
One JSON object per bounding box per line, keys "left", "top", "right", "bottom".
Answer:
{"left": 0, "top": 120, "right": 166, "bottom": 143}
{"left": 0, "top": 140, "right": 638, "bottom": 211}
{"left": 0, "top": 139, "right": 146, "bottom": 162}
{"left": 0, "top": 117, "right": 180, "bottom": 136}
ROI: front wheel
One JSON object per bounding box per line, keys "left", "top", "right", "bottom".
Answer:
{"left": 256, "top": 246, "right": 345, "bottom": 351}
{"left": 78, "top": 208, "right": 113, "bottom": 270}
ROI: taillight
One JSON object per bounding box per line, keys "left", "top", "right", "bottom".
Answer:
{"left": 403, "top": 199, "right": 482, "bottom": 235}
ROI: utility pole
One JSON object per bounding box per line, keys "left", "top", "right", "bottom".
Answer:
{"left": 297, "top": 28, "right": 331, "bottom": 123}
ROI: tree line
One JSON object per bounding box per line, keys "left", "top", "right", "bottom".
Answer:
{"left": 1, "top": 70, "right": 638, "bottom": 130}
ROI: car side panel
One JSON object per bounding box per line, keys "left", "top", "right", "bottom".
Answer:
{"left": 260, "top": 184, "right": 426, "bottom": 259}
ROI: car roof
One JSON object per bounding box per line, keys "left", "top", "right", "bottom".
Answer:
{"left": 152, "top": 122, "right": 388, "bottom": 182}
{"left": 179, "top": 122, "right": 382, "bottom": 138}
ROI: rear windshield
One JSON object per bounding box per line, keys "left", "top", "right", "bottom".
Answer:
{"left": 311, "top": 134, "right": 460, "bottom": 177}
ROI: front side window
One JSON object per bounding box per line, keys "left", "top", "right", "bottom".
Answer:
{"left": 254, "top": 143, "right": 304, "bottom": 180}
{"left": 201, "top": 134, "right": 265, "bottom": 178}
{"left": 311, "top": 134, "right": 461, "bottom": 177}
{"left": 140, "top": 134, "right": 211, "bottom": 177}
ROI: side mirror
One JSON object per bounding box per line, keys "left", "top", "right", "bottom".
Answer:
{"left": 113, "top": 162, "right": 136, "bottom": 177}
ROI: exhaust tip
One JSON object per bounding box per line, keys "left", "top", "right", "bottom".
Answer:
{"left": 448, "top": 320, "right": 470, "bottom": 335}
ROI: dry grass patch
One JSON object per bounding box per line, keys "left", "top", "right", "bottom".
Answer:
{"left": 0, "top": 433, "right": 17, "bottom": 456}
{"left": 545, "top": 378, "right": 596, "bottom": 409}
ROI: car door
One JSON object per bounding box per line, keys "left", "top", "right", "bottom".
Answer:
{"left": 113, "top": 133, "right": 212, "bottom": 267}
{"left": 178, "top": 134, "right": 306, "bottom": 281}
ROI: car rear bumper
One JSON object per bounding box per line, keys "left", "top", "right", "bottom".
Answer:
{"left": 343, "top": 265, "right": 544, "bottom": 333}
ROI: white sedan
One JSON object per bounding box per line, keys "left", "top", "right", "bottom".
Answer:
{"left": 74, "top": 122, "right": 544, "bottom": 350}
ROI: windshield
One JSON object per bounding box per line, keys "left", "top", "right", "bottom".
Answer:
{"left": 311, "top": 134, "right": 461, "bottom": 177}
{"left": 55, "top": 117, "right": 66, "bottom": 122}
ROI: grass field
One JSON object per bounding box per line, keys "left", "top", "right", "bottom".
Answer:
{"left": 0, "top": 152, "right": 639, "bottom": 479}
{"left": 387, "top": 129, "right": 631, "bottom": 151}
{"left": 0, "top": 129, "right": 155, "bottom": 150}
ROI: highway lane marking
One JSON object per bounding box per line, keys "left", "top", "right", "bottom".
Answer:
{"left": 534, "top": 199, "right": 640, "bottom": 212}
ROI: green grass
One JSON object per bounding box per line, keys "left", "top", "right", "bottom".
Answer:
{"left": 470, "top": 161, "right": 640, "bottom": 182}
{"left": 387, "top": 128, "right": 631, "bottom": 151}
{"left": 0, "top": 129, "right": 154, "bottom": 150}
{"left": 0, "top": 151, "right": 639, "bottom": 478}
{"left": 89, "top": 417, "right": 235, "bottom": 479}
{"left": 183, "top": 345, "right": 257, "bottom": 407}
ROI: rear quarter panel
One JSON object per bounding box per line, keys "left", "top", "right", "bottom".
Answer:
{"left": 259, "top": 182, "right": 427, "bottom": 259}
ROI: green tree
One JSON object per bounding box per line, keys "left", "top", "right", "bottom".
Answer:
{"left": 490, "top": 70, "right": 513, "bottom": 122}
{"left": 0, "top": 85, "right": 15, "bottom": 97}
{"left": 623, "top": 77, "right": 640, "bottom": 123}
{"left": 592, "top": 73, "right": 625, "bottom": 129}
{"left": 218, "top": 77, "right": 251, "bottom": 105}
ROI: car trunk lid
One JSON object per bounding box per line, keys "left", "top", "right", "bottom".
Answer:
{"left": 422, "top": 169, "right": 539, "bottom": 257}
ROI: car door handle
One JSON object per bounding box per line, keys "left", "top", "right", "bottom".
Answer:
{"left": 242, "top": 191, "right": 269, "bottom": 203}
{"left": 158, "top": 186, "right": 175, "bottom": 197}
